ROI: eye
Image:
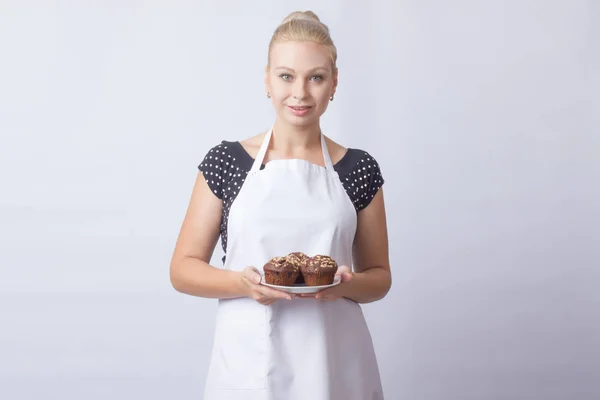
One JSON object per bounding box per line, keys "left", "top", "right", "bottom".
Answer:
{"left": 311, "top": 75, "right": 324, "bottom": 82}
{"left": 280, "top": 74, "right": 293, "bottom": 81}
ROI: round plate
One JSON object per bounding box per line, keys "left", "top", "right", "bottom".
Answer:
{"left": 260, "top": 275, "right": 341, "bottom": 294}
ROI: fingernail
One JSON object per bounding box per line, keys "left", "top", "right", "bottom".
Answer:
{"left": 254, "top": 276, "right": 260, "bottom": 283}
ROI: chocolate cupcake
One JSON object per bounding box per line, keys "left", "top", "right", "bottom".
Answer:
{"left": 285, "top": 252, "right": 309, "bottom": 284}
{"left": 301, "top": 255, "right": 338, "bottom": 286}
{"left": 263, "top": 256, "right": 299, "bottom": 286}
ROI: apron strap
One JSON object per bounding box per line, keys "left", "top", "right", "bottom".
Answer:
{"left": 250, "top": 126, "right": 335, "bottom": 172}
{"left": 320, "top": 133, "right": 334, "bottom": 170}
{"left": 250, "top": 127, "right": 273, "bottom": 173}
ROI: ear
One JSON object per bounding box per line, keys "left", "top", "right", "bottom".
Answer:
{"left": 264, "top": 65, "right": 271, "bottom": 95}
{"left": 331, "top": 67, "right": 339, "bottom": 98}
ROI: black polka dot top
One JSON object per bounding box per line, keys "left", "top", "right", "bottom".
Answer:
{"left": 198, "top": 141, "right": 385, "bottom": 262}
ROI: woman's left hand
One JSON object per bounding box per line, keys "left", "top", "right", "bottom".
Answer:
{"left": 298, "top": 265, "right": 354, "bottom": 301}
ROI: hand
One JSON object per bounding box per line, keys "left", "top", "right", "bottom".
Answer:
{"left": 239, "top": 266, "right": 293, "bottom": 305}
{"left": 299, "top": 265, "right": 354, "bottom": 301}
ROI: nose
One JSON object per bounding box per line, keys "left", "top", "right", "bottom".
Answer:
{"left": 292, "top": 80, "right": 308, "bottom": 100}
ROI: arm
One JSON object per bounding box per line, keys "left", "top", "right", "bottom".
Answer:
{"left": 315, "top": 188, "right": 392, "bottom": 303}
{"left": 169, "top": 172, "right": 245, "bottom": 298}
{"left": 170, "top": 172, "right": 292, "bottom": 303}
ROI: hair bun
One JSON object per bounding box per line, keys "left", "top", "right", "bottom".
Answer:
{"left": 268, "top": 10, "right": 337, "bottom": 68}
{"left": 282, "top": 10, "right": 321, "bottom": 25}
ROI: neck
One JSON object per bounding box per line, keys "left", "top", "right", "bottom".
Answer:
{"left": 270, "top": 119, "right": 322, "bottom": 152}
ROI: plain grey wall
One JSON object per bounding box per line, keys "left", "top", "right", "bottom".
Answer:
{"left": 0, "top": 1, "right": 598, "bottom": 399}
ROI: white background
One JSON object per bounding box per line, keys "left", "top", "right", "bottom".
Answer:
{"left": 1, "top": 1, "right": 598, "bottom": 399}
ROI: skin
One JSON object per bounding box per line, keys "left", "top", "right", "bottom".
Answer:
{"left": 169, "top": 41, "right": 391, "bottom": 305}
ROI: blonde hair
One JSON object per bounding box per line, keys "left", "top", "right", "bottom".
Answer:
{"left": 268, "top": 11, "right": 337, "bottom": 69}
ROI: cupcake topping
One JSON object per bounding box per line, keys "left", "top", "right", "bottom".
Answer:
{"left": 286, "top": 252, "right": 309, "bottom": 268}
{"left": 311, "top": 255, "right": 337, "bottom": 269}
{"left": 264, "top": 256, "right": 298, "bottom": 272}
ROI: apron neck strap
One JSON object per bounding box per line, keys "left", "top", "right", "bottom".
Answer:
{"left": 320, "top": 133, "right": 335, "bottom": 170}
{"left": 250, "top": 126, "right": 335, "bottom": 172}
{"left": 250, "top": 127, "right": 273, "bottom": 173}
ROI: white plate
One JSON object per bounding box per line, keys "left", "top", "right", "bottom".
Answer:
{"left": 260, "top": 275, "right": 341, "bottom": 294}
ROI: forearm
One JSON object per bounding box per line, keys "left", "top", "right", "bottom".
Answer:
{"left": 343, "top": 267, "right": 391, "bottom": 304}
{"left": 170, "top": 256, "right": 245, "bottom": 299}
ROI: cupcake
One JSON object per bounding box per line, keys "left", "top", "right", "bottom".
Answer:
{"left": 285, "top": 252, "right": 309, "bottom": 284}
{"left": 301, "top": 255, "right": 338, "bottom": 286}
{"left": 263, "top": 256, "right": 300, "bottom": 286}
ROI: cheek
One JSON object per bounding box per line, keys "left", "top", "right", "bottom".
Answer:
{"left": 270, "top": 79, "right": 288, "bottom": 94}
{"left": 314, "top": 87, "right": 332, "bottom": 105}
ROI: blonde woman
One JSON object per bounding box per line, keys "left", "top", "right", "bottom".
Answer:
{"left": 170, "top": 11, "right": 391, "bottom": 400}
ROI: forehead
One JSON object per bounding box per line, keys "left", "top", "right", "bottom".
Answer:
{"left": 270, "top": 41, "right": 332, "bottom": 72}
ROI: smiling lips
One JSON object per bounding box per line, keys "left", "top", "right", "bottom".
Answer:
{"left": 288, "top": 105, "right": 312, "bottom": 116}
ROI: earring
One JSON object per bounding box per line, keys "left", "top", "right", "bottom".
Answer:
{"left": 267, "top": 92, "right": 271, "bottom": 98}
{"left": 330, "top": 95, "right": 334, "bottom": 101}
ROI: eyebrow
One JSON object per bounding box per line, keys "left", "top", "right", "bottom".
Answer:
{"left": 274, "top": 66, "right": 330, "bottom": 73}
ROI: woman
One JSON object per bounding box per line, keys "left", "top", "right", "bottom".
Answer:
{"left": 170, "top": 10, "right": 391, "bottom": 400}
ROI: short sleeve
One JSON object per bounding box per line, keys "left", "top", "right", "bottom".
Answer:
{"left": 355, "top": 151, "right": 385, "bottom": 211}
{"left": 198, "top": 142, "right": 229, "bottom": 200}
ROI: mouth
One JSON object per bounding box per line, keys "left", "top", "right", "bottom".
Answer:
{"left": 287, "top": 105, "right": 313, "bottom": 117}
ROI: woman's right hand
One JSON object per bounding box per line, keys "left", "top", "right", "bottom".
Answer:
{"left": 239, "top": 266, "right": 293, "bottom": 305}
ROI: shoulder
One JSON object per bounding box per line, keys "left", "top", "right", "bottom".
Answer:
{"left": 335, "top": 147, "right": 385, "bottom": 212}
{"left": 198, "top": 141, "right": 235, "bottom": 172}
{"left": 198, "top": 139, "right": 254, "bottom": 168}
{"left": 200, "top": 140, "right": 237, "bottom": 159}
{"left": 197, "top": 140, "right": 253, "bottom": 199}
{"left": 322, "top": 135, "right": 382, "bottom": 173}
{"left": 199, "top": 130, "right": 268, "bottom": 171}
{"left": 335, "top": 148, "right": 384, "bottom": 177}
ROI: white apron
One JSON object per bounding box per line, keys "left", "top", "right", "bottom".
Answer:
{"left": 204, "top": 128, "right": 384, "bottom": 400}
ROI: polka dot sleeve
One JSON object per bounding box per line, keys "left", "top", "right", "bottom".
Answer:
{"left": 341, "top": 151, "right": 385, "bottom": 212}
{"left": 197, "top": 142, "right": 249, "bottom": 261}
{"left": 197, "top": 142, "right": 234, "bottom": 200}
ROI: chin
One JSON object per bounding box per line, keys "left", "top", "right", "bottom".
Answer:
{"left": 279, "top": 110, "right": 323, "bottom": 127}
{"left": 286, "top": 117, "right": 318, "bottom": 127}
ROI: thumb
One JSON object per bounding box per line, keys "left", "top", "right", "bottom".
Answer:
{"left": 341, "top": 271, "right": 354, "bottom": 283}
{"left": 336, "top": 265, "right": 353, "bottom": 282}
{"left": 244, "top": 266, "right": 262, "bottom": 284}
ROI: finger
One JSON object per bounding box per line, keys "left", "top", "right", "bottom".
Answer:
{"left": 335, "top": 266, "right": 351, "bottom": 278}
{"left": 259, "top": 287, "right": 292, "bottom": 300}
{"left": 241, "top": 276, "right": 254, "bottom": 288}
{"left": 250, "top": 267, "right": 262, "bottom": 283}
{"left": 340, "top": 271, "right": 354, "bottom": 283}
{"left": 316, "top": 291, "right": 339, "bottom": 301}
{"left": 315, "top": 286, "right": 343, "bottom": 299}
{"left": 243, "top": 267, "right": 262, "bottom": 284}
{"left": 242, "top": 276, "right": 263, "bottom": 289}
{"left": 315, "top": 294, "right": 335, "bottom": 301}
{"left": 314, "top": 290, "right": 327, "bottom": 300}
{"left": 336, "top": 265, "right": 352, "bottom": 275}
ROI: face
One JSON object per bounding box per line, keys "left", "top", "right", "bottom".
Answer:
{"left": 265, "top": 41, "right": 337, "bottom": 128}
